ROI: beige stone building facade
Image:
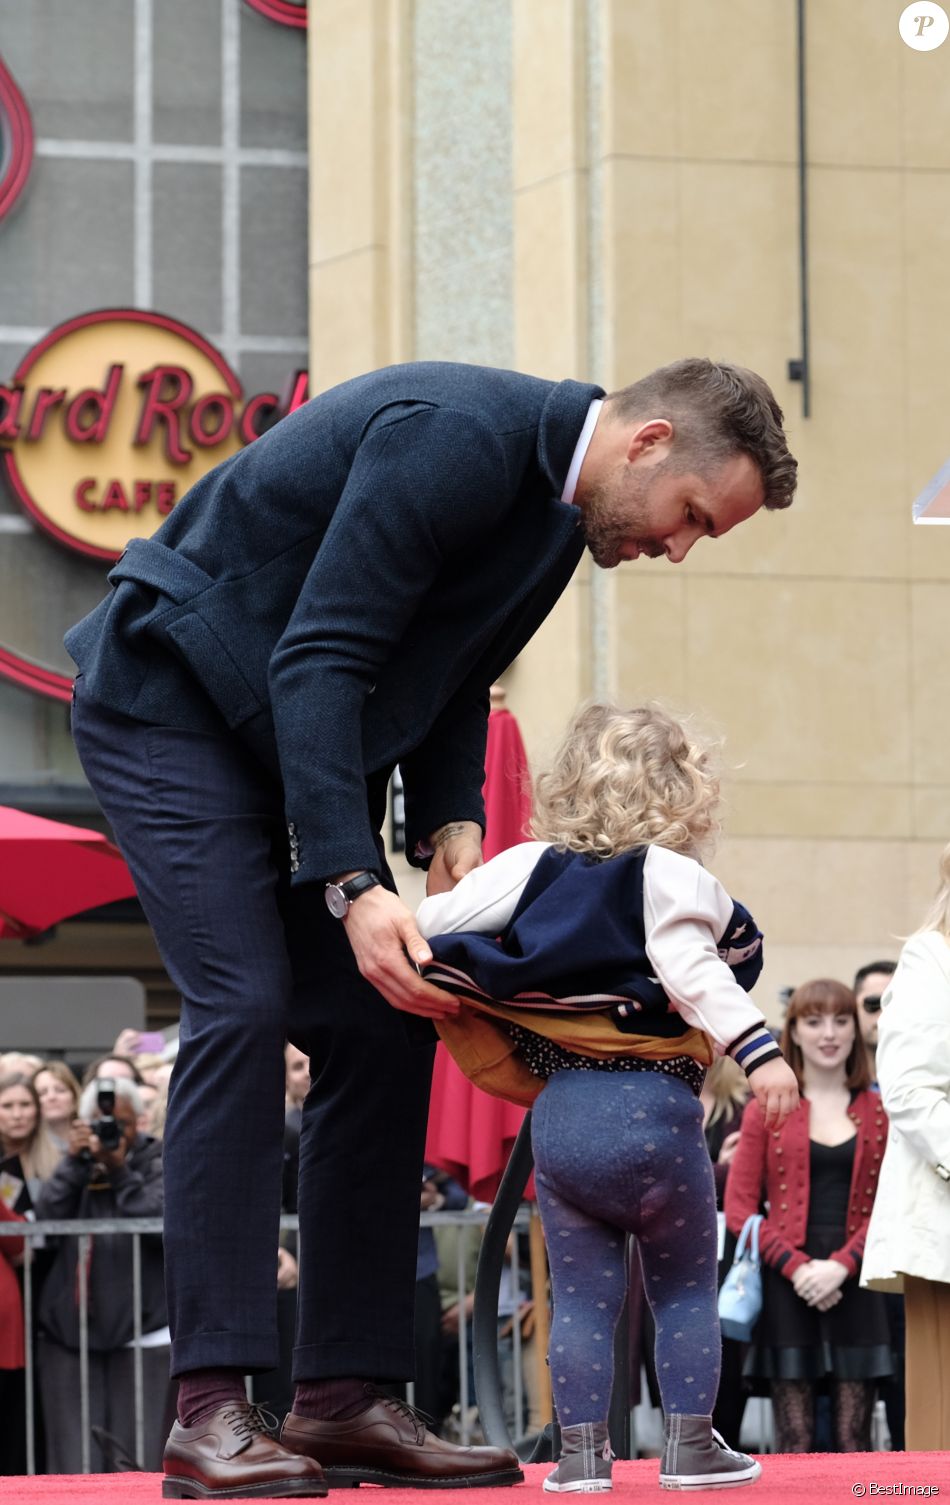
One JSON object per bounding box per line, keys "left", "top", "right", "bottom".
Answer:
{"left": 309, "top": 0, "right": 950, "bottom": 1023}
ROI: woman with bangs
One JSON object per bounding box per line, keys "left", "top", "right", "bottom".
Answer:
{"left": 725, "top": 979, "right": 892, "bottom": 1452}
{"left": 417, "top": 701, "right": 799, "bottom": 1492}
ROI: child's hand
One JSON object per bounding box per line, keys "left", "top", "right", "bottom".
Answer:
{"left": 749, "top": 1058, "right": 799, "bottom": 1131}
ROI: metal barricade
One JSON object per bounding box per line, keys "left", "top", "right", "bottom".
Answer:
{"left": 0, "top": 1206, "right": 533, "bottom": 1475}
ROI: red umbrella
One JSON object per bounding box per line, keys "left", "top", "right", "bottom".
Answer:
{"left": 0, "top": 805, "right": 137, "bottom": 940}
{"left": 425, "top": 689, "right": 534, "bottom": 1202}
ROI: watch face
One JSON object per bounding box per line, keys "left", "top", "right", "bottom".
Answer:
{"left": 325, "top": 884, "right": 349, "bottom": 919}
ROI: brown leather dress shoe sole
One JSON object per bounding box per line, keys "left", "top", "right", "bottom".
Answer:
{"left": 163, "top": 1480, "right": 326, "bottom": 1501}
{"left": 163, "top": 1402, "right": 328, "bottom": 1500}
{"left": 282, "top": 1390, "right": 524, "bottom": 1490}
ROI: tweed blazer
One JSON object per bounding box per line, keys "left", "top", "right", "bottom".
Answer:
{"left": 66, "top": 363, "right": 600, "bottom": 881}
{"left": 724, "top": 1090, "right": 887, "bottom": 1282}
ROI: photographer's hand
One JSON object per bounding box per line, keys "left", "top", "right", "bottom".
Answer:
{"left": 67, "top": 1120, "right": 93, "bottom": 1159}
{"left": 88, "top": 1132, "right": 129, "bottom": 1173}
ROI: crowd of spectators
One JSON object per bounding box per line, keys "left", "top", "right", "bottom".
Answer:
{"left": 0, "top": 1036, "right": 173, "bottom": 1473}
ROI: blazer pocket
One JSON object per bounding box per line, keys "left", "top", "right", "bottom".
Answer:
{"left": 163, "top": 611, "right": 264, "bottom": 729}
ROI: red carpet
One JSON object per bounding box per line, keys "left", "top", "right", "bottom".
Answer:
{"left": 2, "top": 1454, "right": 949, "bottom": 1502}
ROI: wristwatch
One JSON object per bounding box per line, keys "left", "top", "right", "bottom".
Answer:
{"left": 324, "top": 870, "right": 381, "bottom": 918}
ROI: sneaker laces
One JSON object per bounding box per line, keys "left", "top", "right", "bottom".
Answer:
{"left": 710, "top": 1428, "right": 746, "bottom": 1461}
{"left": 221, "top": 1403, "right": 279, "bottom": 1443}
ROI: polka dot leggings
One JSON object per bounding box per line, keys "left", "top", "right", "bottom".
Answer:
{"left": 531, "top": 1068, "right": 721, "bottom": 1425}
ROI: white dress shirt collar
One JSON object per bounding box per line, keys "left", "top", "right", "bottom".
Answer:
{"left": 560, "top": 399, "right": 603, "bottom": 507}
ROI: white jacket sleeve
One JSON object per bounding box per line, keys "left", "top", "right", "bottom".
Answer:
{"left": 416, "top": 842, "right": 550, "bottom": 939}
{"left": 643, "top": 846, "right": 778, "bottom": 1072}
{"left": 877, "top": 933, "right": 950, "bottom": 1178}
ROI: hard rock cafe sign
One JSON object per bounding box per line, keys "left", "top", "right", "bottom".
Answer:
{"left": 0, "top": 308, "right": 308, "bottom": 699}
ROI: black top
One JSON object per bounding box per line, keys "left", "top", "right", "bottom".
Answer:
{"left": 807, "top": 1134, "right": 856, "bottom": 1233}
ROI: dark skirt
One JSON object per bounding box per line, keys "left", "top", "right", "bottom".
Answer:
{"left": 744, "top": 1223, "right": 893, "bottom": 1383}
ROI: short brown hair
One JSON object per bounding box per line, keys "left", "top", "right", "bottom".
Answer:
{"left": 606, "top": 358, "right": 797, "bottom": 512}
{"left": 780, "top": 979, "right": 871, "bottom": 1092}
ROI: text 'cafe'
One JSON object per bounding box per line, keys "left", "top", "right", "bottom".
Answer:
{"left": 0, "top": 308, "right": 307, "bottom": 563}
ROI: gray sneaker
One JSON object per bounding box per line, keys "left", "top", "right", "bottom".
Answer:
{"left": 659, "top": 1414, "right": 761, "bottom": 1490}
{"left": 543, "top": 1422, "right": 613, "bottom": 1494}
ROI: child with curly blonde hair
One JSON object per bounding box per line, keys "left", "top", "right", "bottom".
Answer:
{"left": 418, "top": 701, "right": 798, "bottom": 1492}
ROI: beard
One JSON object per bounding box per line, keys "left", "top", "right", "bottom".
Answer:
{"left": 579, "top": 462, "right": 663, "bottom": 570}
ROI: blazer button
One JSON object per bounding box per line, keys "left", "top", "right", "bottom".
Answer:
{"left": 773, "top": 1132, "right": 780, "bottom": 1140}
{"left": 780, "top": 1183, "right": 787, "bottom": 1191}
{"left": 849, "top": 1225, "right": 856, "bottom": 1233}
{"left": 780, "top": 1203, "right": 788, "bottom": 1211}
{"left": 862, "top": 1206, "right": 869, "bottom": 1214}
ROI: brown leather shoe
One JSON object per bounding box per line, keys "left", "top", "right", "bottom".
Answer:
{"left": 281, "top": 1389, "right": 524, "bottom": 1489}
{"left": 163, "top": 1401, "right": 328, "bottom": 1499}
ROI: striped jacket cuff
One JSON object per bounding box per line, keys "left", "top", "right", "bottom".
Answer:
{"left": 728, "top": 1024, "right": 782, "bottom": 1077}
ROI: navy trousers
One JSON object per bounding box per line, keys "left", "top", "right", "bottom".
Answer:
{"left": 71, "top": 677, "right": 437, "bottom": 1382}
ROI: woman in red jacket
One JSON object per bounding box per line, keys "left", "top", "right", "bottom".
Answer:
{"left": 0, "top": 1196, "right": 27, "bottom": 1475}
{"left": 725, "top": 978, "right": 891, "bottom": 1452}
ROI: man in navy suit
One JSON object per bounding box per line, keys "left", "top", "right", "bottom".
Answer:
{"left": 67, "top": 358, "right": 796, "bottom": 1499}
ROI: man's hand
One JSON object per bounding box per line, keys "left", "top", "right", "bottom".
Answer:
{"left": 343, "top": 885, "right": 460, "bottom": 1019}
{"left": 792, "top": 1258, "right": 848, "bottom": 1306}
{"left": 426, "top": 820, "right": 483, "bottom": 897}
{"left": 749, "top": 1057, "right": 799, "bottom": 1132}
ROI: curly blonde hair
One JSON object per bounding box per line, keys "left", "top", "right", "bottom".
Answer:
{"left": 530, "top": 701, "right": 721, "bottom": 860}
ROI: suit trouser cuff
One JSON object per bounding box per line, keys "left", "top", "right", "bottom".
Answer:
{"left": 171, "top": 1331, "right": 280, "bottom": 1379}
{"left": 292, "top": 1339, "right": 415, "bottom": 1384}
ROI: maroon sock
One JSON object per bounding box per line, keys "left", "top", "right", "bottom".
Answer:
{"left": 177, "top": 1368, "right": 248, "bottom": 1427}
{"left": 293, "top": 1377, "right": 374, "bottom": 1421}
